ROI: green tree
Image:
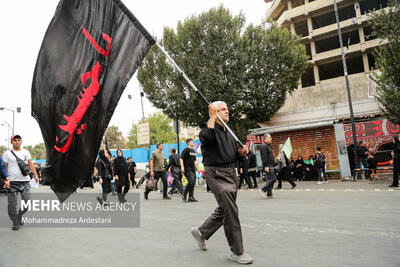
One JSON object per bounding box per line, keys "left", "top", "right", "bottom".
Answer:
{"left": 0, "top": 145, "right": 7, "bottom": 156}
{"left": 137, "top": 5, "right": 308, "bottom": 141}
{"left": 127, "top": 112, "right": 176, "bottom": 149}
{"left": 24, "top": 143, "right": 46, "bottom": 160}
{"left": 103, "top": 126, "right": 127, "bottom": 149}
{"left": 369, "top": 0, "right": 400, "bottom": 124}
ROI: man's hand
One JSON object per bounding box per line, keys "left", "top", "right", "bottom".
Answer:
{"left": 150, "top": 171, "right": 154, "bottom": 177}
{"left": 99, "top": 178, "right": 103, "bottom": 185}
{"left": 264, "top": 167, "right": 269, "bottom": 173}
{"left": 181, "top": 168, "right": 185, "bottom": 175}
{"left": 237, "top": 144, "right": 248, "bottom": 158}
{"left": 34, "top": 175, "right": 39, "bottom": 183}
{"left": 3, "top": 178, "right": 10, "bottom": 189}
{"left": 208, "top": 104, "right": 218, "bottom": 120}
{"left": 115, "top": 175, "right": 119, "bottom": 181}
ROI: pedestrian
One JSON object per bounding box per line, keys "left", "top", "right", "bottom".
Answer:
{"left": 294, "top": 156, "right": 305, "bottom": 181}
{"left": 347, "top": 145, "right": 356, "bottom": 178}
{"left": 247, "top": 150, "right": 258, "bottom": 188}
{"left": 95, "top": 149, "right": 113, "bottom": 206}
{"left": 181, "top": 138, "right": 200, "bottom": 202}
{"left": 190, "top": 101, "right": 253, "bottom": 264}
{"left": 276, "top": 151, "right": 296, "bottom": 189}
{"left": 2, "top": 135, "right": 40, "bottom": 230}
{"left": 145, "top": 143, "right": 171, "bottom": 200}
{"left": 389, "top": 135, "right": 400, "bottom": 187}
{"left": 367, "top": 152, "right": 378, "bottom": 182}
{"left": 315, "top": 147, "right": 327, "bottom": 184}
{"left": 259, "top": 133, "right": 277, "bottom": 198}
{"left": 110, "top": 154, "right": 117, "bottom": 195}
{"left": 127, "top": 157, "right": 137, "bottom": 188}
{"left": 357, "top": 141, "right": 369, "bottom": 179}
{"left": 166, "top": 148, "right": 183, "bottom": 196}
{"left": 238, "top": 150, "right": 253, "bottom": 190}
{"left": 113, "top": 149, "right": 130, "bottom": 203}
{"left": 1, "top": 156, "right": 9, "bottom": 192}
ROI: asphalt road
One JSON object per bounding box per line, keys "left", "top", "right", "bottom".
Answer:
{"left": 0, "top": 179, "right": 399, "bottom": 267}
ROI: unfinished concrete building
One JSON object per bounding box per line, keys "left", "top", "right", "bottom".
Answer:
{"left": 249, "top": 0, "right": 397, "bottom": 179}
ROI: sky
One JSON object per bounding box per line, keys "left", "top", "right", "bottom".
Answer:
{"left": 0, "top": 0, "right": 270, "bottom": 148}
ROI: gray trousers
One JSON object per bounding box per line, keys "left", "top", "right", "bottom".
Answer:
{"left": 199, "top": 166, "right": 244, "bottom": 255}
{"left": 8, "top": 181, "right": 31, "bottom": 226}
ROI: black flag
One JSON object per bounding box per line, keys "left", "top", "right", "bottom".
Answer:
{"left": 31, "top": 0, "right": 155, "bottom": 201}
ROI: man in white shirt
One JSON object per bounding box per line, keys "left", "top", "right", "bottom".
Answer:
{"left": 2, "top": 135, "right": 39, "bottom": 230}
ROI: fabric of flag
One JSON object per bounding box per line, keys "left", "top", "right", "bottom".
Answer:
{"left": 31, "top": 0, "right": 155, "bottom": 201}
{"left": 281, "top": 137, "right": 292, "bottom": 159}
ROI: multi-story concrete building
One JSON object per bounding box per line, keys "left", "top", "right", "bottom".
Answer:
{"left": 249, "top": 0, "right": 399, "bottom": 178}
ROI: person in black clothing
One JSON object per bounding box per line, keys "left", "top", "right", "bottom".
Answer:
{"left": 347, "top": 145, "right": 356, "bottom": 178}
{"left": 366, "top": 152, "right": 378, "bottom": 181}
{"left": 358, "top": 141, "right": 369, "bottom": 179}
{"left": 181, "top": 138, "right": 200, "bottom": 202}
{"left": 259, "top": 133, "right": 277, "bottom": 198}
{"left": 389, "top": 135, "right": 400, "bottom": 187}
{"left": 96, "top": 149, "right": 113, "bottom": 205}
{"left": 294, "top": 156, "right": 305, "bottom": 181}
{"left": 315, "top": 147, "right": 327, "bottom": 184}
{"left": 166, "top": 148, "right": 183, "bottom": 195}
{"left": 113, "top": 149, "right": 130, "bottom": 203}
{"left": 191, "top": 101, "right": 252, "bottom": 264}
{"left": 276, "top": 151, "right": 296, "bottom": 189}
{"left": 127, "top": 157, "right": 137, "bottom": 188}
{"left": 247, "top": 151, "right": 258, "bottom": 188}
{"left": 238, "top": 151, "right": 253, "bottom": 190}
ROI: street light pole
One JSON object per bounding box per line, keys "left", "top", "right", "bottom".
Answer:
{"left": 1, "top": 121, "right": 12, "bottom": 148}
{"left": 333, "top": 0, "right": 359, "bottom": 181}
{"left": 0, "top": 107, "right": 20, "bottom": 136}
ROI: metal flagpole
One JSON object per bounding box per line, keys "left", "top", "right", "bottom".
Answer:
{"left": 155, "top": 42, "right": 244, "bottom": 147}
{"left": 333, "top": 0, "right": 359, "bottom": 181}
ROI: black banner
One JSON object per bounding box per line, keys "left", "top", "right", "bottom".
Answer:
{"left": 32, "top": 0, "right": 155, "bottom": 201}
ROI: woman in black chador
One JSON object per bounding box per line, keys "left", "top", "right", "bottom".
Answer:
{"left": 113, "top": 149, "right": 130, "bottom": 203}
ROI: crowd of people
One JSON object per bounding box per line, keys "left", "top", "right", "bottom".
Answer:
{"left": 1, "top": 101, "right": 400, "bottom": 265}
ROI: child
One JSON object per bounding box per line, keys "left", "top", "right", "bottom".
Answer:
{"left": 367, "top": 152, "right": 378, "bottom": 181}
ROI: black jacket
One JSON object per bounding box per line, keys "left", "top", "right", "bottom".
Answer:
{"left": 260, "top": 143, "right": 274, "bottom": 168}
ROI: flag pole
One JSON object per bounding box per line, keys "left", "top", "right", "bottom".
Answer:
{"left": 155, "top": 42, "right": 244, "bottom": 147}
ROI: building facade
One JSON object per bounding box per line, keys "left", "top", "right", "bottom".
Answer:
{"left": 249, "top": 0, "right": 397, "bottom": 178}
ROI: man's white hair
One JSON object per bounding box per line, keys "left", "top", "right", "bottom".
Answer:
{"left": 209, "top": 101, "right": 227, "bottom": 117}
{"left": 211, "top": 101, "right": 227, "bottom": 108}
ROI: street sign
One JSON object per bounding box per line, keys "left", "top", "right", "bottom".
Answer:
{"left": 137, "top": 122, "right": 150, "bottom": 145}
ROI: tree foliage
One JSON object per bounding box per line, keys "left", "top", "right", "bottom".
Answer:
{"left": 369, "top": 0, "right": 400, "bottom": 124}
{"left": 103, "top": 126, "right": 127, "bottom": 149}
{"left": 137, "top": 5, "right": 308, "bottom": 141}
{"left": 24, "top": 143, "right": 46, "bottom": 160}
{"left": 127, "top": 112, "right": 176, "bottom": 149}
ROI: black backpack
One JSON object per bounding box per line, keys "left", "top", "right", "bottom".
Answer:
{"left": 315, "top": 153, "right": 326, "bottom": 168}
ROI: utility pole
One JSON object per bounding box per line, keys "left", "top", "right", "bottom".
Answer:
{"left": 333, "top": 0, "right": 359, "bottom": 181}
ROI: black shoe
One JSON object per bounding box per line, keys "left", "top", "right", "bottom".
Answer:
{"left": 144, "top": 193, "right": 148, "bottom": 200}
{"left": 188, "top": 197, "right": 198, "bottom": 202}
{"left": 275, "top": 187, "right": 281, "bottom": 190}
{"left": 291, "top": 185, "right": 297, "bottom": 189}
{"left": 17, "top": 214, "right": 24, "bottom": 226}
{"left": 182, "top": 195, "right": 187, "bottom": 202}
{"left": 96, "top": 196, "right": 103, "bottom": 204}
{"left": 163, "top": 196, "right": 171, "bottom": 200}
{"left": 389, "top": 185, "right": 398, "bottom": 187}
{"left": 12, "top": 225, "right": 20, "bottom": 231}
{"left": 103, "top": 201, "right": 110, "bottom": 207}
